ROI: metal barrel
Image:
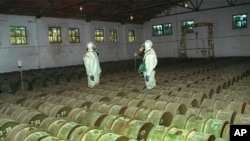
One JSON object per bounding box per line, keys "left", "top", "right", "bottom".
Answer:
{"left": 99, "top": 115, "right": 121, "bottom": 130}
{"left": 123, "top": 107, "right": 140, "bottom": 118}
{"left": 6, "top": 123, "right": 60, "bottom": 141}
{"left": 14, "top": 108, "right": 47, "bottom": 126}
{"left": 203, "top": 118, "right": 229, "bottom": 138}
{"left": 146, "top": 110, "right": 173, "bottom": 126}
{"left": 0, "top": 94, "right": 25, "bottom": 104}
{"left": 185, "top": 116, "right": 208, "bottom": 133}
{"left": 108, "top": 104, "right": 128, "bottom": 115}
{"left": 134, "top": 107, "right": 152, "bottom": 121}
{"left": 122, "top": 118, "right": 154, "bottom": 140}
{"left": 97, "top": 132, "right": 129, "bottom": 141}
{"left": 228, "top": 101, "right": 247, "bottom": 114}
{"left": 56, "top": 121, "right": 85, "bottom": 140}
{"left": 67, "top": 107, "right": 89, "bottom": 121}
{"left": 147, "top": 125, "right": 173, "bottom": 141}
{"left": 233, "top": 113, "right": 250, "bottom": 124}
{"left": 186, "top": 107, "right": 207, "bottom": 117}
{"left": 215, "top": 110, "right": 236, "bottom": 124}
{"left": 68, "top": 125, "right": 89, "bottom": 141}
{"left": 0, "top": 117, "right": 19, "bottom": 140}
{"left": 80, "top": 128, "right": 114, "bottom": 141}
{"left": 66, "top": 99, "right": 92, "bottom": 109}
{"left": 185, "top": 130, "right": 216, "bottom": 141}
{"left": 79, "top": 112, "right": 107, "bottom": 128}
{"left": 38, "top": 102, "right": 72, "bottom": 117}
{"left": 164, "top": 127, "right": 192, "bottom": 141}
{"left": 170, "top": 114, "right": 194, "bottom": 129}
{"left": 110, "top": 116, "right": 132, "bottom": 135}
{"left": 141, "top": 99, "right": 157, "bottom": 109}
{"left": 199, "top": 108, "right": 218, "bottom": 119}
{"left": 179, "top": 97, "right": 199, "bottom": 108}
{"left": 153, "top": 101, "right": 168, "bottom": 111}
{"left": 164, "top": 102, "right": 187, "bottom": 115}
{"left": 21, "top": 99, "right": 44, "bottom": 109}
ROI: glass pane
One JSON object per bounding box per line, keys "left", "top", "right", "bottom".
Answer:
{"left": 48, "top": 27, "right": 62, "bottom": 43}
{"left": 233, "top": 14, "right": 247, "bottom": 29}
{"left": 10, "top": 26, "right": 27, "bottom": 45}
{"left": 128, "top": 30, "right": 135, "bottom": 42}
{"left": 68, "top": 28, "right": 80, "bottom": 43}
{"left": 182, "top": 20, "right": 194, "bottom": 33}
{"left": 95, "top": 29, "right": 104, "bottom": 43}
{"left": 110, "top": 29, "right": 117, "bottom": 43}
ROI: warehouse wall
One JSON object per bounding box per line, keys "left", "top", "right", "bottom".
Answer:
{"left": 0, "top": 15, "right": 143, "bottom": 73}
{"left": 143, "top": 1, "right": 250, "bottom": 58}
{"left": 0, "top": 1, "right": 249, "bottom": 73}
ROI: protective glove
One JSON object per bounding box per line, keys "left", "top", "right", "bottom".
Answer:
{"left": 145, "top": 75, "right": 149, "bottom": 82}
{"left": 90, "top": 75, "right": 94, "bottom": 81}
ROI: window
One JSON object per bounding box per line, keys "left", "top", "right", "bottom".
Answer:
{"left": 95, "top": 29, "right": 104, "bottom": 43}
{"left": 153, "top": 23, "right": 172, "bottom": 36}
{"left": 163, "top": 23, "right": 173, "bottom": 35}
{"left": 10, "top": 26, "right": 27, "bottom": 45}
{"left": 153, "top": 25, "right": 163, "bottom": 36}
{"left": 233, "top": 13, "right": 247, "bottom": 29}
{"left": 128, "top": 30, "right": 135, "bottom": 43}
{"left": 182, "top": 20, "right": 195, "bottom": 33}
{"left": 68, "top": 28, "right": 80, "bottom": 43}
{"left": 48, "top": 27, "right": 62, "bottom": 43}
{"left": 109, "top": 29, "right": 117, "bottom": 43}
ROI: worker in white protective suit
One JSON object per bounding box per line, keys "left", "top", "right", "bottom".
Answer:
{"left": 83, "top": 41, "right": 102, "bottom": 88}
{"left": 138, "top": 40, "right": 158, "bottom": 89}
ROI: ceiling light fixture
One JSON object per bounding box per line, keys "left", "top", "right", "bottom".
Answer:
{"left": 130, "top": 15, "right": 134, "bottom": 21}
{"left": 184, "top": 2, "right": 188, "bottom": 8}
{"left": 80, "top": 6, "right": 83, "bottom": 11}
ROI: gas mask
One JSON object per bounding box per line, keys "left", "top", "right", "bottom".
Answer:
{"left": 138, "top": 44, "right": 145, "bottom": 57}
{"left": 93, "top": 46, "right": 99, "bottom": 56}
{"left": 87, "top": 42, "right": 99, "bottom": 55}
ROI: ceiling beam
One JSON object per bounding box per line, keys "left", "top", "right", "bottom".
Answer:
{"left": 98, "top": 0, "right": 186, "bottom": 17}
{"left": 156, "top": 2, "right": 250, "bottom": 18}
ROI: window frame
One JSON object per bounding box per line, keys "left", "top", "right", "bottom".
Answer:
{"left": 109, "top": 29, "right": 118, "bottom": 43}
{"left": 152, "top": 23, "right": 173, "bottom": 36}
{"left": 68, "top": 28, "right": 80, "bottom": 43}
{"left": 95, "top": 29, "right": 105, "bottom": 43}
{"left": 128, "top": 30, "right": 135, "bottom": 43}
{"left": 10, "top": 26, "right": 27, "bottom": 45}
{"left": 232, "top": 13, "right": 247, "bottom": 29}
{"left": 48, "top": 27, "right": 62, "bottom": 44}
{"left": 182, "top": 20, "right": 195, "bottom": 33}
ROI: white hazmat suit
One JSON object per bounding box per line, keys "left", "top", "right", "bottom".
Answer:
{"left": 140, "top": 40, "right": 158, "bottom": 89}
{"left": 83, "top": 42, "right": 102, "bottom": 88}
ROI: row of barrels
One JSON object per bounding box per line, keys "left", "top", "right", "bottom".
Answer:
{"left": 0, "top": 59, "right": 137, "bottom": 93}
{"left": 0, "top": 115, "right": 132, "bottom": 141}
{"left": 6, "top": 69, "right": 249, "bottom": 111}
{"left": 1, "top": 57, "right": 249, "bottom": 94}
{"left": 0, "top": 97, "right": 246, "bottom": 140}
{"left": 0, "top": 71, "right": 85, "bottom": 93}
{"left": 0, "top": 90, "right": 249, "bottom": 140}
{"left": 51, "top": 86, "right": 249, "bottom": 115}
{"left": 12, "top": 84, "right": 250, "bottom": 120}
{"left": 0, "top": 102, "right": 219, "bottom": 141}
{"left": 0, "top": 58, "right": 250, "bottom": 141}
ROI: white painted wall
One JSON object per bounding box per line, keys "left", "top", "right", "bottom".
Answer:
{"left": 0, "top": 0, "right": 249, "bottom": 73}
{"left": 143, "top": 1, "right": 250, "bottom": 58}
{"left": 0, "top": 15, "right": 143, "bottom": 73}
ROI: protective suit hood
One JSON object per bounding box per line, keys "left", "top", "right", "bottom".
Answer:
{"left": 144, "top": 40, "right": 153, "bottom": 52}
{"left": 87, "top": 42, "right": 95, "bottom": 51}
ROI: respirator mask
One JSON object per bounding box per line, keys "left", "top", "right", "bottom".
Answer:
{"left": 138, "top": 44, "right": 145, "bottom": 57}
